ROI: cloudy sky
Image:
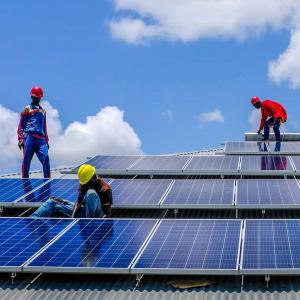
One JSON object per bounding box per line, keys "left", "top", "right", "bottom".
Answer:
{"left": 1, "top": 0, "right": 300, "bottom": 174}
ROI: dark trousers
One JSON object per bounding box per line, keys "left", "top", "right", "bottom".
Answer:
{"left": 264, "top": 117, "right": 281, "bottom": 142}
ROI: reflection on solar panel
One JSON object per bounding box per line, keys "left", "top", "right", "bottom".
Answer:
{"left": 242, "top": 220, "right": 300, "bottom": 274}
{"left": 17, "top": 179, "right": 79, "bottom": 205}
{"left": 268, "top": 142, "right": 300, "bottom": 154}
{"left": 237, "top": 180, "right": 300, "bottom": 208}
{"left": 291, "top": 156, "right": 300, "bottom": 172}
{"left": 162, "top": 179, "right": 234, "bottom": 208}
{"left": 110, "top": 179, "right": 172, "bottom": 207}
{"left": 80, "top": 155, "right": 140, "bottom": 170}
{"left": 0, "top": 218, "right": 71, "bottom": 271}
{"left": 225, "top": 142, "right": 268, "bottom": 154}
{"left": 133, "top": 220, "right": 241, "bottom": 274}
{"left": 0, "top": 179, "right": 46, "bottom": 204}
{"left": 25, "top": 219, "right": 157, "bottom": 273}
{"left": 184, "top": 156, "right": 239, "bottom": 171}
{"left": 129, "top": 156, "right": 190, "bottom": 170}
{"left": 241, "top": 156, "right": 293, "bottom": 172}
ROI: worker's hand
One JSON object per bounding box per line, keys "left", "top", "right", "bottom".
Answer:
{"left": 257, "top": 130, "right": 262, "bottom": 136}
{"left": 46, "top": 142, "right": 50, "bottom": 150}
{"left": 18, "top": 140, "right": 24, "bottom": 150}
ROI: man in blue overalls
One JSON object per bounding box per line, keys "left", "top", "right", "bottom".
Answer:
{"left": 17, "top": 86, "right": 50, "bottom": 178}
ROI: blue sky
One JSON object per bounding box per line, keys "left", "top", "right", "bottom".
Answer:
{"left": 1, "top": 0, "right": 300, "bottom": 172}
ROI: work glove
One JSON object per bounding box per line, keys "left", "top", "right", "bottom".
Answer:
{"left": 18, "top": 140, "right": 24, "bottom": 150}
{"left": 46, "top": 142, "right": 50, "bottom": 150}
{"left": 257, "top": 130, "right": 262, "bottom": 135}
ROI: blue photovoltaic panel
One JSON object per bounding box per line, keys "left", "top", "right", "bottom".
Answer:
{"left": 110, "top": 179, "right": 172, "bottom": 207}
{"left": 0, "top": 218, "right": 71, "bottom": 270}
{"left": 268, "top": 142, "right": 300, "bottom": 154}
{"left": 162, "top": 179, "right": 234, "bottom": 207}
{"left": 184, "top": 156, "right": 239, "bottom": 171}
{"left": 237, "top": 179, "right": 300, "bottom": 207}
{"left": 134, "top": 220, "right": 241, "bottom": 273}
{"left": 0, "top": 179, "right": 46, "bottom": 203}
{"left": 241, "top": 155, "right": 293, "bottom": 171}
{"left": 291, "top": 156, "right": 300, "bottom": 172}
{"left": 26, "top": 219, "right": 157, "bottom": 272}
{"left": 242, "top": 220, "right": 300, "bottom": 273}
{"left": 80, "top": 155, "right": 140, "bottom": 170}
{"left": 225, "top": 142, "right": 268, "bottom": 154}
{"left": 129, "top": 156, "right": 190, "bottom": 170}
{"left": 17, "top": 179, "right": 79, "bottom": 204}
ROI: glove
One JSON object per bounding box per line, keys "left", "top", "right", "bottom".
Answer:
{"left": 18, "top": 140, "right": 24, "bottom": 150}
{"left": 257, "top": 130, "right": 262, "bottom": 135}
{"left": 46, "top": 142, "right": 50, "bottom": 150}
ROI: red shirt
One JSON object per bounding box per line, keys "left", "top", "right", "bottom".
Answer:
{"left": 259, "top": 100, "right": 287, "bottom": 131}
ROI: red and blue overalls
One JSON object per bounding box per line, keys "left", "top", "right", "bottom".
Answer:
{"left": 17, "top": 103, "right": 50, "bottom": 178}
{"left": 259, "top": 100, "right": 287, "bottom": 142}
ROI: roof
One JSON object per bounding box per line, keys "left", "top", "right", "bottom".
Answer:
{"left": 1, "top": 140, "right": 300, "bottom": 299}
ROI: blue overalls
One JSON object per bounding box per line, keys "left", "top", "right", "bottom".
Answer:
{"left": 17, "top": 103, "right": 50, "bottom": 178}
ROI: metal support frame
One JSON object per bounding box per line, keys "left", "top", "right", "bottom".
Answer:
{"left": 135, "top": 273, "right": 144, "bottom": 288}
{"left": 265, "top": 274, "right": 270, "bottom": 287}
{"left": 0, "top": 206, "right": 3, "bottom": 216}
{"left": 10, "top": 272, "right": 16, "bottom": 285}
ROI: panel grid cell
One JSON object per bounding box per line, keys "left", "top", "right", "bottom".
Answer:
{"left": 0, "top": 179, "right": 47, "bottom": 203}
{"left": 133, "top": 219, "right": 241, "bottom": 274}
{"left": 162, "top": 179, "right": 234, "bottom": 208}
{"left": 111, "top": 179, "right": 172, "bottom": 207}
{"left": 184, "top": 156, "right": 239, "bottom": 171}
{"left": 241, "top": 155, "right": 293, "bottom": 172}
{"left": 79, "top": 156, "right": 140, "bottom": 170}
{"left": 129, "top": 156, "right": 190, "bottom": 170}
{"left": 242, "top": 220, "right": 300, "bottom": 273}
{"left": 26, "top": 219, "right": 157, "bottom": 272}
{"left": 237, "top": 179, "right": 300, "bottom": 208}
{"left": 0, "top": 218, "right": 71, "bottom": 270}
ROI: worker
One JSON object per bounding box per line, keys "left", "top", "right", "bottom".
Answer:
{"left": 251, "top": 96, "right": 287, "bottom": 143}
{"left": 31, "top": 164, "right": 113, "bottom": 218}
{"left": 17, "top": 86, "right": 50, "bottom": 178}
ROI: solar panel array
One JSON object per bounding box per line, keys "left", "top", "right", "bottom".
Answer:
{"left": 162, "top": 179, "right": 234, "bottom": 208}
{"left": 242, "top": 220, "right": 300, "bottom": 274}
{"left": 25, "top": 219, "right": 157, "bottom": 273}
{"left": 133, "top": 220, "right": 242, "bottom": 274}
{"left": 110, "top": 179, "right": 172, "bottom": 208}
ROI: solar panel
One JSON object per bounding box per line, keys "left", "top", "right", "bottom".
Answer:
{"left": 242, "top": 220, "right": 300, "bottom": 274}
{"left": 24, "top": 219, "right": 157, "bottom": 274}
{"left": 79, "top": 155, "right": 140, "bottom": 170}
{"left": 128, "top": 156, "right": 190, "bottom": 171}
{"left": 161, "top": 179, "right": 234, "bottom": 209}
{"left": 16, "top": 179, "right": 79, "bottom": 207}
{"left": 184, "top": 156, "right": 239, "bottom": 174}
{"left": 0, "top": 179, "right": 47, "bottom": 205}
{"left": 0, "top": 218, "right": 72, "bottom": 272}
{"left": 110, "top": 179, "right": 172, "bottom": 208}
{"left": 240, "top": 155, "right": 293, "bottom": 174}
{"left": 225, "top": 141, "right": 300, "bottom": 155}
{"left": 133, "top": 219, "right": 242, "bottom": 275}
{"left": 236, "top": 179, "right": 300, "bottom": 208}
{"left": 291, "top": 156, "right": 300, "bottom": 173}
{"left": 225, "top": 141, "right": 269, "bottom": 154}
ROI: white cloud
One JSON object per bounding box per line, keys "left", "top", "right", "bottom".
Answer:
{"left": 268, "top": 28, "right": 300, "bottom": 88}
{"left": 109, "top": 0, "right": 300, "bottom": 88}
{"left": 0, "top": 102, "right": 142, "bottom": 174}
{"left": 161, "top": 109, "right": 174, "bottom": 123}
{"left": 198, "top": 109, "right": 224, "bottom": 126}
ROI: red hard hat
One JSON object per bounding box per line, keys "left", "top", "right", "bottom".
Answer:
{"left": 251, "top": 96, "right": 260, "bottom": 105}
{"left": 30, "top": 86, "right": 44, "bottom": 98}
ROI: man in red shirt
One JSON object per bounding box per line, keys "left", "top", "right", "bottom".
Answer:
{"left": 251, "top": 96, "right": 287, "bottom": 142}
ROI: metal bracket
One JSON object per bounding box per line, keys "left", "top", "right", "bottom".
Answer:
{"left": 265, "top": 274, "right": 270, "bottom": 287}
{"left": 262, "top": 210, "right": 266, "bottom": 218}
{"left": 10, "top": 272, "right": 16, "bottom": 285}
{"left": 174, "top": 209, "right": 178, "bottom": 218}
{"left": 0, "top": 206, "right": 4, "bottom": 216}
{"left": 241, "top": 275, "right": 245, "bottom": 291}
{"left": 135, "top": 273, "right": 144, "bottom": 288}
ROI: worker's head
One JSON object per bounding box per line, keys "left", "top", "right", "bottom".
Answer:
{"left": 78, "top": 164, "right": 96, "bottom": 185}
{"left": 30, "top": 86, "right": 43, "bottom": 105}
{"left": 251, "top": 96, "right": 261, "bottom": 109}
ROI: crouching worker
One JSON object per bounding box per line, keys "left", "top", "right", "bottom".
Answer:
{"left": 31, "top": 164, "right": 112, "bottom": 218}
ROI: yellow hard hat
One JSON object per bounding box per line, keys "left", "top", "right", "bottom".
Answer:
{"left": 78, "top": 164, "right": 96, "bottom": 185}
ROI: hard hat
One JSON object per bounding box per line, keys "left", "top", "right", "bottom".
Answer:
{"left": 251, "top": 96, "right": 260, "bottom": 105}
{"left": 78, "top": 164, "right": 96, "bottom": 185}
{"left": 30, "top": 86, "right": 44, "bottom": 98}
